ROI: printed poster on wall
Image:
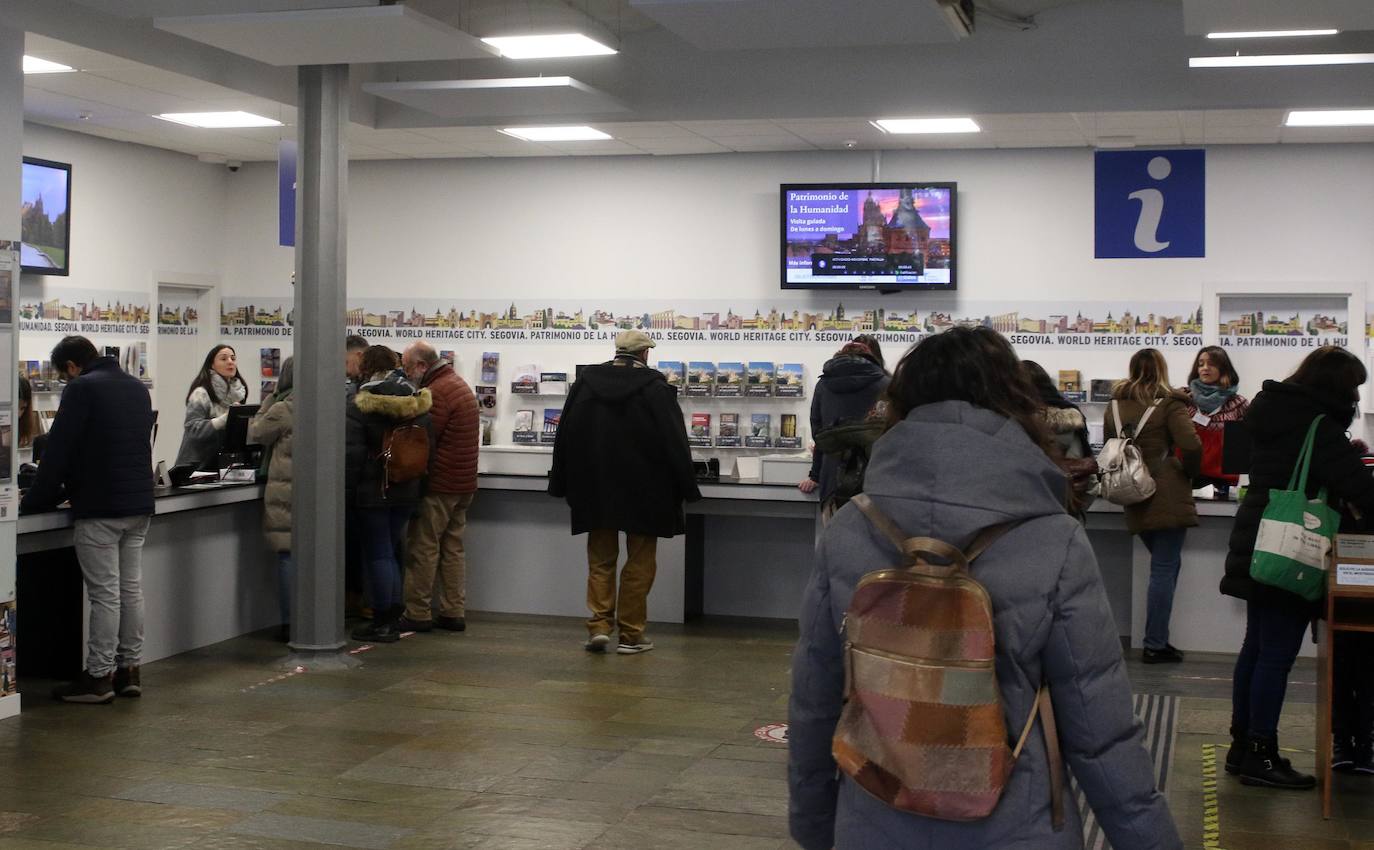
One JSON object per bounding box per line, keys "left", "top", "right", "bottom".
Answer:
{"left": 344, "top": 298, "right": 1203, "bottom": 351}
{"left": 157, "top": 292, "right": 200, "bottom": 336}
{"left": 220, "top": 297, "right": 294, "bottom": 337}
{"left": 17, "top": 283, "right": 150, "bottom": 336}
{"left": 1218, "top": 296, "right": 1349, "bottom": 349}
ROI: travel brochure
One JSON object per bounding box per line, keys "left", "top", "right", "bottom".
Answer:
{"left": 686, "top": 362, "right": 715, "bottom": 397}
{"left": 476, "top": 385, "right": 496, "bottom": 410}
{"left": 717, "top": 413, "right": 741, "bottom": 447}
{"left": 778, "top": 413, "right": 802, "bottom": 449}
{"left": 512, "top": 364, "right": 539, "bottom": 394}
{"left": 513, "top": 409, "right": 537, "bottom": 443}
{"left": 539, "top": 372, "right": 568, "bottom": 395}
{"left": 716, "top": 362, "right": 745, "bottom": 397}
{"left": 541, "top": 408, "right": 561, "bottom": 444}
{"left": 745, "top": 413, "right": 772, "bottom": 448}
{"left": 689, "top": 412, "right": 712, "bottom": 448}
{"left": 745, "top": 362, "right": 775, "bottom": 397}
{"left": 657, "top": 361, "right": 684, "bottom": 394}
{"left": 481, "top": 351, "right": 500, "bottom": 383}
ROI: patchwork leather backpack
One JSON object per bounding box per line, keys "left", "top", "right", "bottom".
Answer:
{"left": 832, "top": 494, "right": 1065, "bottom": 827}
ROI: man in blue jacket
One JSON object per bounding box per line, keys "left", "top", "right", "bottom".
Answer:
{"left": 20, "top": 336, "right": 155, "bottom": 704}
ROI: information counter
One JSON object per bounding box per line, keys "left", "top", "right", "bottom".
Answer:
{"left": 16, "top": 483, "right": 280, "bottom": 677}
{"left": 469, "top": 472, "right": 1273, "bottom": 656}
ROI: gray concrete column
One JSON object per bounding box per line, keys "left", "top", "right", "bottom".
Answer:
{"left": 290, "top": 64, "right": 349, "bottom": 654}
{"left": 0, "top": 25, "right": 23, "bottom": 717}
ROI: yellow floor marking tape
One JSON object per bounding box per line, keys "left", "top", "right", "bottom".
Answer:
{"left": 1201, "top": 743, "right": 1226, "bottom": 850}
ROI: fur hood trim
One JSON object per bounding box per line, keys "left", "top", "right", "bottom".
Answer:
{"left": 355, "top": 388, "right": 433, "bottom": 420}
{"left": 1042, "top": 406, "right": 1086, "bottom": 433}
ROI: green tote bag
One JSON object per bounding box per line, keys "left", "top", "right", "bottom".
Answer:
{"left": 1249, "top": 415, "right": 1341, "bottom": 602}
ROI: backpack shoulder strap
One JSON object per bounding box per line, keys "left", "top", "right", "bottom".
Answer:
{"left": 850, "top": 494, "right": 968, "bottom": 569}
{"left": 964, "top": 521, "right": 1020, "bottom": 562}
{"left": 1011, "top": 685, "right": 1066, "bottom": 831}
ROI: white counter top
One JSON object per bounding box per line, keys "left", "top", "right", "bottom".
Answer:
{"left": 478, "top": 473, "right": 817, "bottom": 504}
{"left": 18, "top": 482, "right": 266, "bottom": 535}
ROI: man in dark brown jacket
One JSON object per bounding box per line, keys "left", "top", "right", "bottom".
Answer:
{"left": 398, "top": 341, "right": 480, "bottom": 632}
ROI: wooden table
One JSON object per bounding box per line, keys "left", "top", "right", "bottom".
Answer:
{"left": 1317, "top": 557, "right": 1374, "bottom": 818}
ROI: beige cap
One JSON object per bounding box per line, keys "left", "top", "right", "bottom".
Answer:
{"left": 615, "top": 329, "right": 656, "bottom": 353}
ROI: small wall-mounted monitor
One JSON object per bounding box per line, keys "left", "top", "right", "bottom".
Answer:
{"left": 781, "top": 182, "right": 955, "bottom": 291}
{"left": 21, "top": 157, "right": 72, "bottom": 276}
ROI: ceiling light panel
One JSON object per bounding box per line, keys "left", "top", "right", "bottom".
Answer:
{"left": 1190, "top": 52, "right": 1374, "bottom": 67}
{"left": 1286, "top": 109, "right": 1374, "bottom": 127}
{"left": 23, "top": 56, "right": 75, "bottom": 74}
{"left": 499, "top": 126, "right": 612, "bottom": 141}
{"left": 156, "top": 111, "right": 283, "bottom": 128}
{"left": 481, "top": 33, "right": 617, "bottom": 59}
{"left": 871, "top": 117, "right": 981, "bottom": 134}
{"left": 1206, "top": 29, "right": 1339, "bottom": 39}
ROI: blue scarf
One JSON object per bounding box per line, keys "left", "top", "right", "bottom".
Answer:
{"left": 1190, "top": 379, "right": 1236, "bottom": 415}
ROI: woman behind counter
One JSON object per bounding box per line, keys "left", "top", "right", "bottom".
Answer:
{"left": 175, "top": 344, "right": 249, "bottom": 470}
{"left": 1183, "top": 346, "right": 1249, "bottom": 498}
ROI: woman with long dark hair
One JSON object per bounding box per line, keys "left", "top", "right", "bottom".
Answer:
{"left": 789, "top": 327, "right": 1178, "bottom": 850}
{"left": 1224, "top": 346, "right": 1374, "bottom": 788}
{"left": 175, "top": 344, "right": 250, "bottom": 469}
{"left": 798, "top": 333, "right": 889, "bottom": 511}
{"left": 1105, "top": 348, "right": 1202, "bottom": 664}
{"left": 1183, "top": 346, "right": 1249, "bottom": 497}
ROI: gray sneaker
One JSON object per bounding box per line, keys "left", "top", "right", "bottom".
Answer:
{"left": 585, "top": 633, "right": 612, "bottom": 653}
{"left": 616, "top": 640, "right": 655, "bottom": 655}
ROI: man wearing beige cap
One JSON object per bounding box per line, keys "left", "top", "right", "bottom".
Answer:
{"left": 549, "top": 329, "right": 701, "bottom": 654}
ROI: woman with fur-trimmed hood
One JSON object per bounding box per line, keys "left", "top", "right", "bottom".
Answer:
{"left": 346, "top": 345, "right": 434, "bottom": 643}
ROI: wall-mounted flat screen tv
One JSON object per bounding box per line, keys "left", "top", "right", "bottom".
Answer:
{"left": 21, "top": 157, "right": 72, "bottom": 276}
{"left": 782, "top": 182, "right": 955, "bottom": 290}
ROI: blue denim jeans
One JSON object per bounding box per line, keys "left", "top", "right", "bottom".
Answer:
{"left": 1231, "top": 599, "right": 1311, "bottom": 736}
{"left": 1139, "top": 527, "right": 1187, "bottom": 651}
{"left": 362, "top": 506, "right": 411, "bottom": 613}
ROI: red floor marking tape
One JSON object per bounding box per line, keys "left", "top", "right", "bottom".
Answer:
{"left": 240, "top": 665, "right": 307, "bottom": 693}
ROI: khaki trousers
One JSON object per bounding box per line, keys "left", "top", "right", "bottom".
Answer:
{"left": 404, "top": 492, "right": 474, "bottom": 620}
{"left": 586, "top": 529, "right": 657, "bottom": 643}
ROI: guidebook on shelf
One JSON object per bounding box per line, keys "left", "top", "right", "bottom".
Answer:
{"left": 689, "top": 412, "right": 712, "bottom": 448}
{"left": 1090, "top": 379, "right": 1118, "bottom": 403}
{"left": 746, "top": 362, "right": 775, "bottom": 397}
{"left": 657, "top": 361, "right": 684, "bottom": 394}
{"left": 481, "top": 352, "right": 500, "bottom": 383}
{"left": 541, "top": 408, "right": 561, "bottom": 443}
{"left": 775, "top": 363, "right": 805, "bottom": 398}
{"left": 717, "top": 412, "right": 741, "bottom": 447}
{"left": 512, "top": 364, "right": 539, "bottom": 394}
{"left": 777, "top": 413, "right": 802, "bottom": 449}
{"left": 716, "top": 362, "right": 744, "bottom": 397}
{"left": 539, "top": 371, "right": 568, "bottom": 395}
{"left": 685, "top": 361, "right": 715, "bottom": 397}
{"left": 513, "top": 409, "right": 538, "bottom": 443}
{"left": 745, "top": 413, "right": 772, "bottom": 448}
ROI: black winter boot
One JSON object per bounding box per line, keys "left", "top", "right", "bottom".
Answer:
{"left": 1237, "top": 733, "right": 1316, "bottom": 790}
{"left": 1225, "top": 726, "right": 1246, "bottom": 775}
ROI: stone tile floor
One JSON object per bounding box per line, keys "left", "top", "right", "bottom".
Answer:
{"left": 0, "top": 613, "right": 1370, "bottom": 849}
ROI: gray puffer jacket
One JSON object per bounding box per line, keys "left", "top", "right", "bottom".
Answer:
{"left": 248, "top": 358, "right": 294, "bottom": 553}
{"left": 789, "top": 400, "right": 1181, "bottom": 850}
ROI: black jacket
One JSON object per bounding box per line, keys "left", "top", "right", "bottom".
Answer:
{"left": 20, "top": 357, "right": 155, "bottom": 520}
{"left": 345, "top": 372, "right": 434, "bottom": 510}
{"left": 548, "top": 356, "right": 701, "bottom": 538}
{"left": 1223, "top": 380, "right": 1374, "bottom": 616}
{"left": 807, "top": 354, "right": 890, "bottom": 502}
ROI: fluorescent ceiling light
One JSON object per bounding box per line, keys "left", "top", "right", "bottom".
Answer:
{"left": 871, "top": 117, "right": 981, "bottom": 134}
{"left": 481, "top": 33, "right": 617, "bottom": 59}
{"left": 1285, "top": 109, "right": 1374, "bottom": 127}
{"left": 499, "top": 125, "right": 611, "bottom": 142}
{"left": 1190, "top": 52, "right": 1374, "bottom": 68}
{"left": 23, "top": 56, "right": 75, "bottom": 74}
{"left": 1207, "top": 29, "right": 1338, "bottom": 39}
{"left": 155, "top": 111, "right": 283, "bottom": 128}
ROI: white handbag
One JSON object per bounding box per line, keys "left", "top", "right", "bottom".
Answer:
{"left": 1096, "top": 399, "right": 1162, "bottom": 506}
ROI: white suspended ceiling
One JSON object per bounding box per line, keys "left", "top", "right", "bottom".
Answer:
{"left": 153, "top": 5, "right": 498, "bottom": 67}
{"left": 627, "top": 0, "right": 962, "bottom": 50}
{"left": 363, "top": 77, "right": 628, "bottom": 120}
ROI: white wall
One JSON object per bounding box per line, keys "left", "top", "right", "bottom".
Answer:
{"left": 20, "top": 124, "right": 230, "bottom": 466}
{"left": 220, "top": 143, "right": 1374, "bottom": 433}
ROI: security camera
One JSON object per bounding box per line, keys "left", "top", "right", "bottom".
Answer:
{"left": 227, "top": 160, "right": 241, "bottom": 172}
{"left": 843, "top": 140, "right": 858, "bottom": 150}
